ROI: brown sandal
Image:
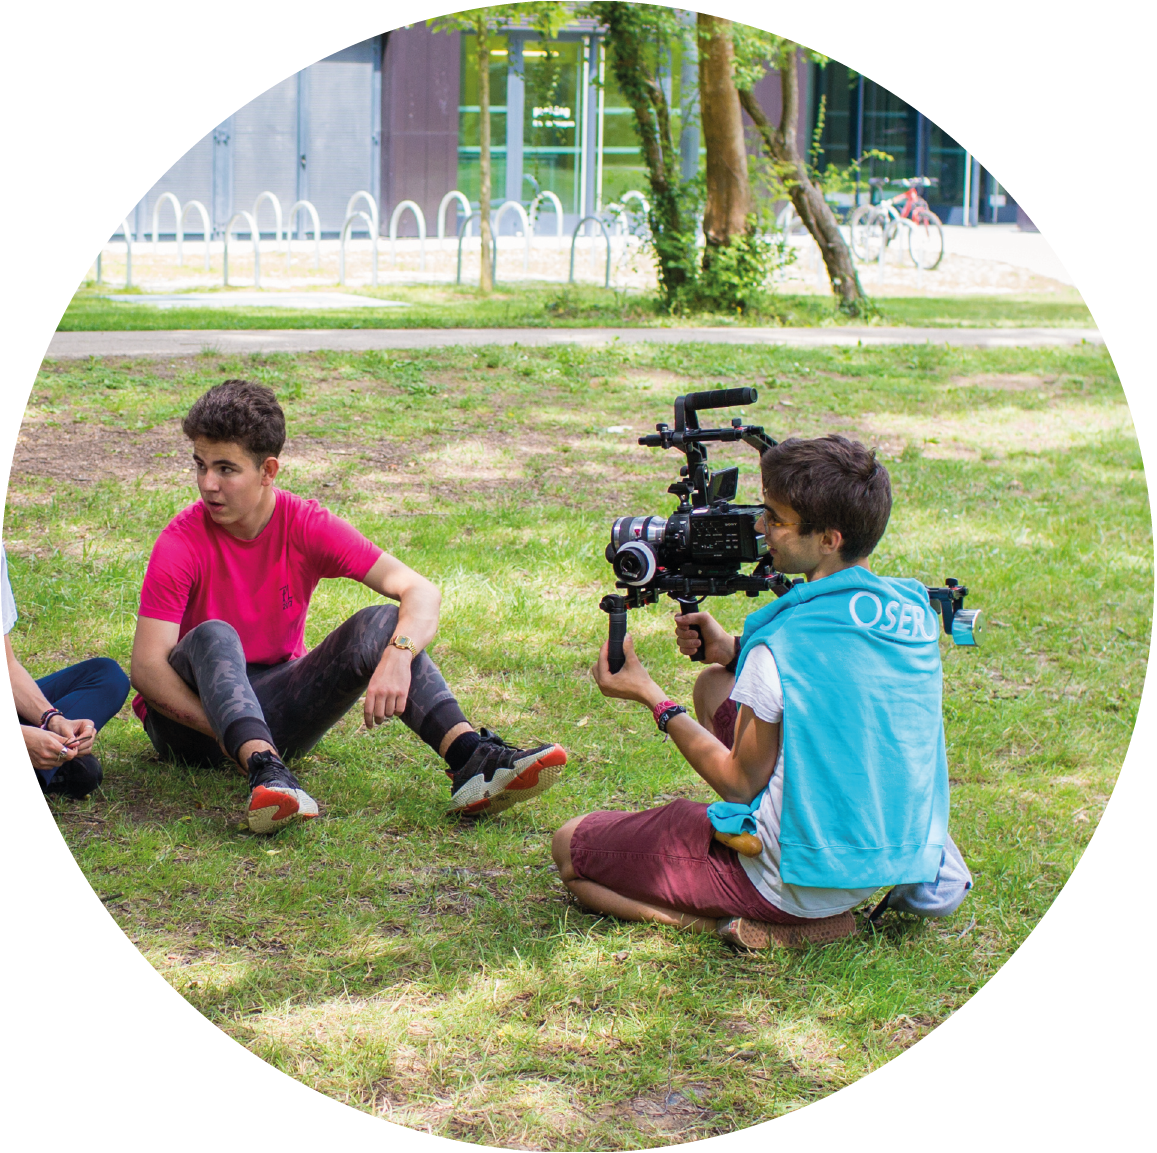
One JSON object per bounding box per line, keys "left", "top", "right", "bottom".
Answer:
{"left": 716, "top": 910, "right": 857, "bottom": 950}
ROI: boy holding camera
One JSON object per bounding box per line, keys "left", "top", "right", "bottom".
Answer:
{"left": 130, "top": 380, "right": 565, "bottom": 834}
{"left": 553, "top": 435, "right": 968, "bottom": 949}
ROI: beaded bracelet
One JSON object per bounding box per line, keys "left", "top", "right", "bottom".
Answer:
{"left": 39, "top": 708, "right": 64, "bottom": 730}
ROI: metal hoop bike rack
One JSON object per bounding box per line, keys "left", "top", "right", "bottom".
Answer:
{"left": 179, "top": 200, "right": 212, "bottom": 269}
{"left": 568, "top": 216, "right": 613, "bottom": 289}
{"left": 456, "top": 211, "right": 498, "bottom": 285}
{"left": 529, "top": 190, "right": 564, "bottom": 239}
{"left": 285, "top": 199, "right": 322, "bottom": 272}
{"left": 340, "top": 211, "right": 378, "bottom": 286}
{"left": 492, "top": 200, "right": 531, "bottom": 274}
{"left": 97, "top": 219, "right": 135, "bottom": 287}
{"left": 621, "top": 189, "right": 651, "bottom": 216}
{"left": 223, "top": 211, "right": 261, "bottom": 288}
{"left": 252, "top": 191, "right": 284, "bottom": 249}
{"left": 345, "top": 190, "right": 379, "bottom": 238}
{"left": 437, "top": 190, "right": 471, "bottom": 249}
{"left": 389, "top": 200, "right": 427, "bottom": 271}
{"left": 151, "top": 192, "right": 181, "bottom": 254}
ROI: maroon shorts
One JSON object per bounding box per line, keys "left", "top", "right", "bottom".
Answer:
{"left": 712, "top": 698, "right": 738, "bottom": 748}
{"left": 569, "top": 799, "right": 808, "bottom": 924}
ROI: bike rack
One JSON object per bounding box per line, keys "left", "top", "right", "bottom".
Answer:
{"left": 455, "top": 211, "right": 499, "bottom": 285}
{"left": 223, "top": 211, "right": 261, "bottom": 288}
{"left": 389, "top": 200, "right": 427, "bottom": 272}
{"left": 569, "top": 215, "right": 612, "bottom": 289}
{"left": 345, "top": 190, "right": 379, "bottom": 238}
{"left": 178, "top": 200, "right": 212, "bottom": 269}
{"left": 340, "top": 211, "right": 377, "bottom": 286}
{"left": 528, "top": 190, "right": 564, "bottom": 238}
{"left": 252, "top": 191, "right": 284, "bottom": 248}
{"left": 343, "top": 192, "right": 379, "bottom": 286}
{"left": 98, "top": 219, "right": 135, "bottom": 287}
{"left": 492, "top": 200, "right": 531, "bottom": 274}
{"left": 621, "top": 189, "right": 650, "bottom": 217}
{"left": 151, "top": 192, "right": 181, "bottom": 254}
{"left": 437, "top": 190, "right": 471, "bottom": 249}
{"left": 285, "top": 199, "right": 322, "bottom": 272}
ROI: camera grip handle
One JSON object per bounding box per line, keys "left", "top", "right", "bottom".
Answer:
{"left": 683, "top": 387, "right": 757, "bottom": 414}
{"left": 677, "top": 598, "right": 705, "bottom": 663}
{"left": 607, "top": 609, "right": 628, "bottom": 673}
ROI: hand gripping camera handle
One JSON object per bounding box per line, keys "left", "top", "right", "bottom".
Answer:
{"left": 607, "top": 608, "right": 628, "bottom": 673}
{"left": 600, "top": 594, "right": 629, "bottom": 674}
{"left": 677, "top": 598, "right": 706, "bottom": 663}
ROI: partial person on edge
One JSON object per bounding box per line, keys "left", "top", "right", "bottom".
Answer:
{"left": 4, "top": 546, "right": 130, "bottom": 799}
{"left": 129, "top": 380, "right": 567, "bottom": 835}
{"left": 553, "top": 435, "right": 972, "bottom": 951}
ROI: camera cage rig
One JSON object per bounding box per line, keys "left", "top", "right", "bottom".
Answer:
{"left": 600, "top": 388, "right": 977, "bottom": 672}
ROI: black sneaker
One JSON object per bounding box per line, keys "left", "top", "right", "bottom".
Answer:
{"left": 246, "top": 750, "right": 318, "bottom": 834}
{"left": 42, "top": 754, "right": 104, "bottom": 800}
{"left": 447, "top": 728, "right": 567, "bottom": 815}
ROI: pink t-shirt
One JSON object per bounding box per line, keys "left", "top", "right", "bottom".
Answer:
{"left": 134, "top": 489, "right": 383, "bottom": 718}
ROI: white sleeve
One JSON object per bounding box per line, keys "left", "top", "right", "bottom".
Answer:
{"left": 730, "top": 644, "right": 783, "bottom": 724}
{"left": 0, "top": 547, "right": 17, "bottom": 635}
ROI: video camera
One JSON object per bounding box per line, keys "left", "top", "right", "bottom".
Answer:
{"left": 599, "top": 388, "right": 982, "bottom": 672}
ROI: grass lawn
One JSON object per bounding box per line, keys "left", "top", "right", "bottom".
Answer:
{"left": 58, "top": 281, "right": 1097, "bottom": 332}
{"left": 13, "top": 341, "right": 1146, "bottom": 1147}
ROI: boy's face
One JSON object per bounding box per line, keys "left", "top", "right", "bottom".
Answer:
{"left": 756, "top": 493, "right": 825, "bottom": 577}
{"left": 191, "top": 438, "right": 277, "bottom": 530}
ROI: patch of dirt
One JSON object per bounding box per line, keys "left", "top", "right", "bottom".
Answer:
{"left": 885, "top": 1014, "right": 940, "bottom": 1050}
{"left": 859, "top": 400, "right": 1134, "bottom": 461}
{"left": 944, "top": 373, "right": 1058, "bottom": 392}
{"left": 592, "top": 1084, "right": 720, "bottom": 1136}
{"left": 621, "top": 367, "right": 704, "bottom": 391}
{"left": 13, "top": 419, "right": 191, "bottom": 485}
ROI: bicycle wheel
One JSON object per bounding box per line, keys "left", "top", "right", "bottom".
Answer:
{"left": 908, "top": 211, "right": 944, "bottom": 270}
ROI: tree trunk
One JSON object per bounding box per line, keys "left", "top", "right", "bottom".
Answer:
{"left": 697, "top": 15, "right": 750, "bottom": 253}
{"left": 590, "top": 1, "right": 693, "bottom": 303}
{"left": 476, "top": 17, "right": 494, "bottom": 293}
{"left": 738, "top": 45, "right": 867, "bottom": 313}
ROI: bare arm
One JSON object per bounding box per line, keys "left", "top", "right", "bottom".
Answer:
{"left": 592, "top": 636, "right": 778, "bottom": 805}
{"left": 130, "top": 616, "right": 216, "bottom": 738}
{"left": 358, "top": 553, "right": 443, "bottom": 727}
{"left": 6, "top": 634, "right": 56, "bottom": 723}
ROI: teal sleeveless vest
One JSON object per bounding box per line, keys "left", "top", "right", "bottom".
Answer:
{"left": 736, "top": 567, "right": 949, "bottom": 889}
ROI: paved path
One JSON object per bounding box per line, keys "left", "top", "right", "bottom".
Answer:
{"left": 46, "top": 327, "right": 1102, "bottom": 359}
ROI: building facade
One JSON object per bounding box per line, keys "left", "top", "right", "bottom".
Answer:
{"left": 129, "top": 20, "right": 1017, "bottom": 243}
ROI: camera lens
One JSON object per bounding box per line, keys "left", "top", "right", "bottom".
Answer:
{"left": 613, "top": 541, "right": 658, "bottom": 586}
{"left": 611, "top": 516, "right": 667, "bottom": 552}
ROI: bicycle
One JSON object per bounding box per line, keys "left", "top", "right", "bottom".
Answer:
{"left": 848, "top": 177, "right": 945, "bottom": 270}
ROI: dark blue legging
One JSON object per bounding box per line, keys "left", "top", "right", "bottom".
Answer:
{"left": 24, "top": 658, "right": 130, "bottom": 787}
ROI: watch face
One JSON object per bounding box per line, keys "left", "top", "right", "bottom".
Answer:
{"left": 395, "top": 636, "right": 412, "bottom": 648}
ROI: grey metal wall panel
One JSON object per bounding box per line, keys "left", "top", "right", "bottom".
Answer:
{"left": 309, "top": 38, "right": 378, "bottom": 232}
{"left": 233, "top": 75, "right": 298, "bottom": 234}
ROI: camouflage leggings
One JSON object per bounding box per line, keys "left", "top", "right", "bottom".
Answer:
{"left": 142, "top": 605, "right": 468, "bottom": 767}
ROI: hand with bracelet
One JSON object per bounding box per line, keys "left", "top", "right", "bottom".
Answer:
{"left": 591, "top": 633, "right": 777, "bottom": 807}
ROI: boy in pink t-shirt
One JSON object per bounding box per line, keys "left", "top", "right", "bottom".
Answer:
{"left": 130, "top": 380, "right": 566, "bottom": 834}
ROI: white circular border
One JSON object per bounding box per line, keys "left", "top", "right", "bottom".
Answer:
{"left": 2, "top": 2, "right": 1151, "bottom": 1148}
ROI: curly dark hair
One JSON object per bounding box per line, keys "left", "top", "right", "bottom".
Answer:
{"left": 182, "top": 380, "right": 285, "bottom": 464}
{"left": 760, "top": 435, "right": 892, "bottom": 561}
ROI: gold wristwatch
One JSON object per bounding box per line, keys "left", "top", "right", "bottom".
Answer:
{"left": 391, "top": 635, "right": 418, "bottom": 657}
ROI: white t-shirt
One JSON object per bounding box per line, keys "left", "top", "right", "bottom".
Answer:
{"left": 1, "top": 547, "right": 17, "bottom": 635}
{"left": 731, "top": 644, "right": 878, "bottom": 918}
